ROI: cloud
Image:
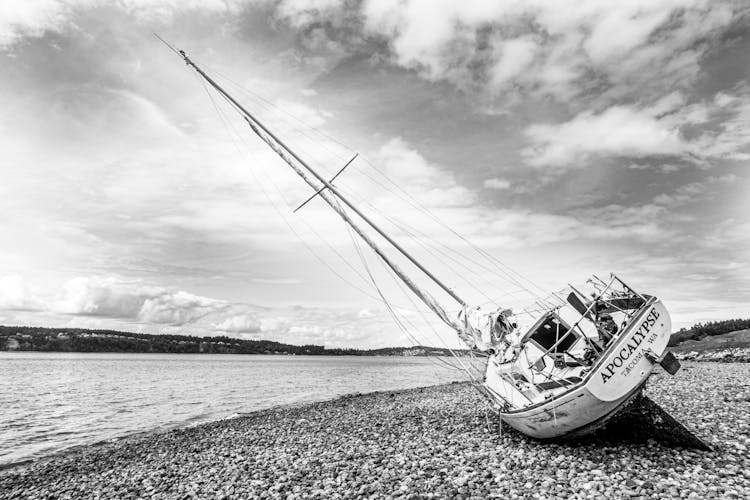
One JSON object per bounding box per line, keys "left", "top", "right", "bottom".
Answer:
{"left": 139, "top": 291, "right": 226, "bottom": 325}
{"left": 357, "top": 308, "right": 376, "bottom": 319}
{"left": 377, "top": 137, "right": 440, "bottom": 183}
{"left": 522, "top": 105, "right": 687, "bottom": 168}
{"left": 521, "top": 89, "right": 750, "bottom": 169}
{"left": 215, "top": 314, "right": 262, "bottom": 333}
{"left": 1, "top": 1, "right": 746, "bottom": 345}
{"left": 0, "top": 0, "right": 69, "bottom": 48}
{"left": 54, "top": 277, "right": 150, "bottom": 317}
{"left": 272, "top": 0, "right": 744, "bottom": 106}
{"left": 0, "top": 0, "right": 258, "bottom": 49}
{"left": 276, "top": 0, "right": 346, "bottom": 28}
{"left": 691, "top": 91, "right": 750, "bottom": 163}
{"left": 0, "top": 275, "right": 44, "bottom": 311}
{"left": 483, "top": 178, "right": 511, "bottom": 190}
{"left": 347, "top": 137, "right": 687, "bottom": 252}
{"left": 2, "top": 273, "right": 423, "bottom": 348}
{"left": 652, "top": 183, "right": 706, "bottom": 207}
{"left": 259, "top": 316, "right": 291, "bottom": 333}
{"left": 652, "top": 174, "right": 739, "bottom": 208}
{"left": 489, "top": 36, "right": 538, "bottom": 90}
{"left": 272, "top": 99, "right": 332, "bottom": 129}
{"left": 373, "top": 137, "right": 475, "bottom": 207}
{"left": 51, "top": 276, "right": 227, "bottom": 325}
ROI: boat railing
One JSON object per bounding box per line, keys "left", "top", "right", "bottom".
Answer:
{"left": 525, "top": 275, "right": 620, "bottom": 372}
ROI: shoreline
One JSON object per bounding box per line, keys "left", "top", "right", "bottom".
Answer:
{"left": 0, "top": 382, "right": 465, "bottom": 475}
{"left": 2, "top": 363, "right": 749, "bottom": 498}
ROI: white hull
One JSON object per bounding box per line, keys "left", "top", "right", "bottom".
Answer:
{"left": 485, "top": 300, "right": 672, "bottom": 439}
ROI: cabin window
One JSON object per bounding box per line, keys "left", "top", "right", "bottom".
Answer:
{"left": 529, "top": 315, "right": 578, "bottom": 354}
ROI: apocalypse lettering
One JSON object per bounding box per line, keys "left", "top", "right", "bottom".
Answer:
{"left": 600, "top": 308, "right": 660, "bottom": 384}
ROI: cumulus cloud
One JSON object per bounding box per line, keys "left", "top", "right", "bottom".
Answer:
{"left": 54, "top": 276, "right": 150, "bottom": 317}
{"left": 357, "top": 136, "right": 687, "bottom": 250}
{"left": 522, "top": 105, "right": 687, "bottom": 168}
{"left": 274, "top": 0, "right": 743, "bottom": 105}
{"left": 374, "top": 138, "right": 475, "bottom": 207}
{"left": 521, "top": 89, "right": 750, "bottom": 169}
{"left": 1, "top": 0, "right": 746, "bottom": 342}
{"left": 215, "top": 314, "right": 262, "bottom": 333}
{"left": 489, "top": 36, "right": 538, "bottom": 90}
{"left": 139, "top": 291, "right": 225, "bottom": 325}
{"left": 1, "top": 275, "right": 232, "bottom": 327}
{"left": 50, "top": 276, "right": 226, "bottom": 325}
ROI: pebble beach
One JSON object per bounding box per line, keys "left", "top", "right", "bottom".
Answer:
{"left": 1, "top": 362, "right": 748, "bottom": 499}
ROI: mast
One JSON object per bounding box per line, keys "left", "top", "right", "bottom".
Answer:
{"left": 172, "top": 47, "right": 467, "bottom": 332}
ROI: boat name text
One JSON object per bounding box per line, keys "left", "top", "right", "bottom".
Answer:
{"left": 601, "top": 308, "right": 660, "bottom": 384}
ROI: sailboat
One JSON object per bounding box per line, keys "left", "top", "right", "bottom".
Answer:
{"left": 161, "top": 39, "right": 703, "bottom": 444}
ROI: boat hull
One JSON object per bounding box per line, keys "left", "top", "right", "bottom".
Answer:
{"left": 498, "top": 380, "right": 646, "bottom": 439}
{"left": 488, "top": 300, "right": 672, "bottom": 439}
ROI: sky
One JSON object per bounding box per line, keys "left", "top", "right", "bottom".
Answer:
{"left": 0, "top": 0, "right": 748, "bottom": 348}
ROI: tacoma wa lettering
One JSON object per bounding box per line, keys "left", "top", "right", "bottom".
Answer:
{"left": 600, "top": 308, "right": 660, "bottom": 384}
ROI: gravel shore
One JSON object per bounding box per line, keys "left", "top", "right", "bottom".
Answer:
{"left": 674, "top": 347, "right": 750, "bottom": 363}
{"left": 2, "top": 362, "right": 748, "bottom": 499}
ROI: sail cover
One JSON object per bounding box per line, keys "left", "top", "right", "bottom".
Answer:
{"left": 457, "top": 306, "right": 516, "bottom": 351}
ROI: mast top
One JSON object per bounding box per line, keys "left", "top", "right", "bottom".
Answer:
{"left": 157, "top": 35, "right": 468, "bottom": 309}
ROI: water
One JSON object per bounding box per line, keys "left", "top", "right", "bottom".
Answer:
{"left": 0, "top": 352, "right": 463, "bottom": 466}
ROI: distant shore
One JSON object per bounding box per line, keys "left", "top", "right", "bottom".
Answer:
{"left": 0, "top": 325, "right": 465, "bottom": 357}
{"left": 2, "top": 362, "right": 748, "bottom": 499}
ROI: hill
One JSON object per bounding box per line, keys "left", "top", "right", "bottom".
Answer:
{"left": 0, "top": 325, "right": 466, "bottom": 357}
{"left": 670, "top": 329, "right": 750, "bottom": 353}
{"left": 667, "top": 317, "right": 750, "bottom": 347}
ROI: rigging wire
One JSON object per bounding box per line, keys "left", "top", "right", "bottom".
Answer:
{"left": 210, "top": 69, "right": 553, "bottom": 321}
{"left": 334, "top": 195, "right": 488, "bottom": 381}
{"left": 201, "top": 63, "right": 550, "bottom": 315}
{"left": 379, "top": 249, "right": 488, "bottom": 378}
{"left": 210, "top": 68, "right": 356, "bottom": 157}
{"left": 340, "top": 207, "right": 473, "bottom": 375}
{"left": 194, "top": 72, "right": 392, "bottom": 304}
{"left": 197, "top": 70, "right": 430, "bottom": 313}
{"left": 323, "top": 181, "right": 544, "bottom": 310}
{"left": 206, "top": 78, "right": 474, "bottom": 315}
{"left": 187, "top": 56, "right": 560, "bottom": 386}
{"left": 194, "top": 60, "right": 548, "bottom": 301}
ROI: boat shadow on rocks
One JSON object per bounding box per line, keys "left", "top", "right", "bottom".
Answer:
{"left": 524, "top": 392, "right": 713, "bottom": 451}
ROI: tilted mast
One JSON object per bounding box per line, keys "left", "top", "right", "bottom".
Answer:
{"left": 171, "top": 47, "right": 467, "bottom": 333}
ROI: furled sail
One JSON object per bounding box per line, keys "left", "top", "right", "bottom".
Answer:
{"left": 457, "top": 306, "right": 517, "bottom": 352}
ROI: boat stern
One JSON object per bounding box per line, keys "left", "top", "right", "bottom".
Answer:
{"left": 587, "top": 300, "right": 672, "bottom": 402}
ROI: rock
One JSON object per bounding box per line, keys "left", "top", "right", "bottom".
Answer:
{"left": 2, "top": 364, "right": 749, "bottom": 499}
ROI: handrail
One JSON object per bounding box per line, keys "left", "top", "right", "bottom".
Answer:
{"left": 526, "top": 275, "right": 618, "bottom": 369}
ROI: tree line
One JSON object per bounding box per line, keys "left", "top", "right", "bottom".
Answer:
{"left": 0, "top": 326, "right": 460, "bottom": 356}
{"left": 7, "top": 315, "right": 743, "bottom": 355}
{"left": 667, "top": 317, "right": 750, "bottom": 347}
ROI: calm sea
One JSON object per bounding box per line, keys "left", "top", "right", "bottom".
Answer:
{"left": 0, "top": 352, "right": 464, "bottom": 466}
